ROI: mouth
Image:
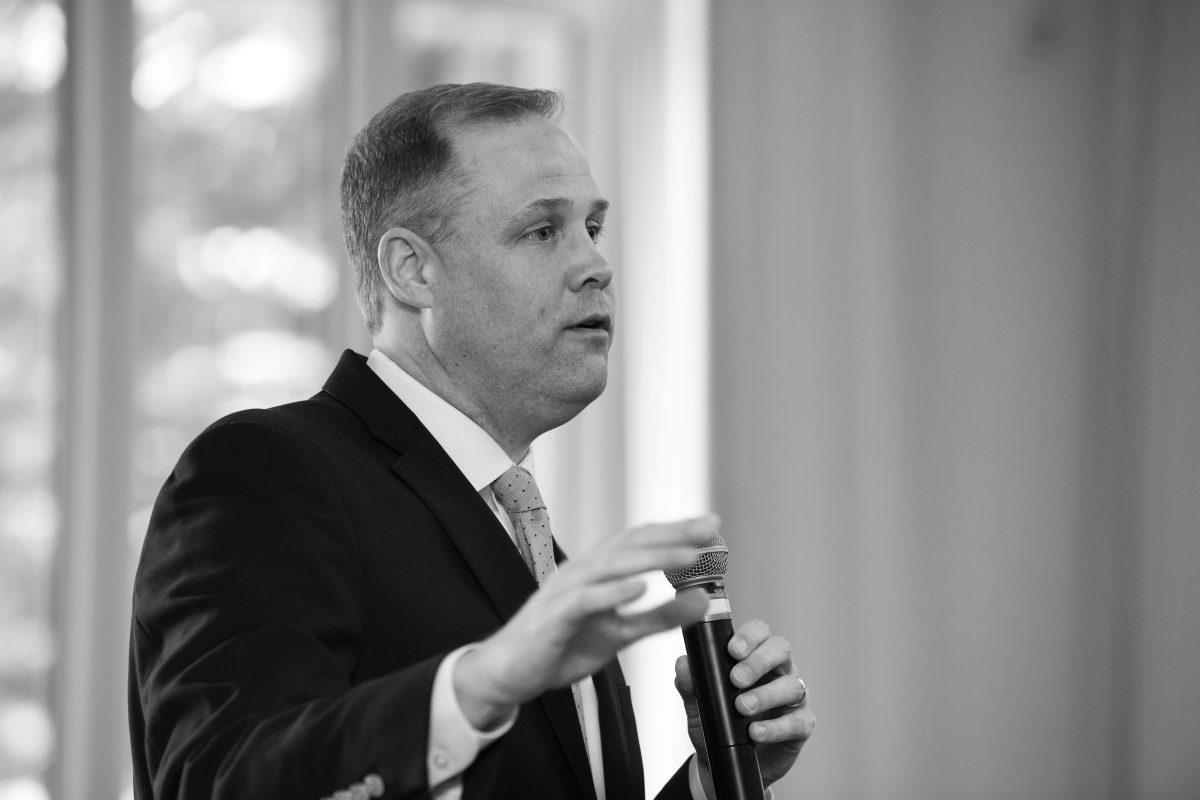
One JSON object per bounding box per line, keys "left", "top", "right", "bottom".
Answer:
{"left": 569, "top": 313, "right": 612, "bottom": 333}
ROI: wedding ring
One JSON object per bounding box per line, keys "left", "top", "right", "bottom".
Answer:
{"left": 789, "top": 676, "right": 808, "bottom": 707}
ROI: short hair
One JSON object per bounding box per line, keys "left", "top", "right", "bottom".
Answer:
{"left": 340, "top": 83, "right": 564, "bottom": 334}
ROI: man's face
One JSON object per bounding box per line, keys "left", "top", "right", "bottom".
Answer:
{"left": 424, "top": 116, "right": 613, "bottom": 432}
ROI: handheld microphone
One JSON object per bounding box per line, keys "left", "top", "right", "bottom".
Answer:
{"left": 665, "top": 534, "right": 764, "bottom": 800}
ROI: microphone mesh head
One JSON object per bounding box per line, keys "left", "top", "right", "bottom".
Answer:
{"left": 664, "top": 532, "right": 729, "bottom": 588}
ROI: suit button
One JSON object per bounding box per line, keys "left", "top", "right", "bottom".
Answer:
{"left": 363, "top": 773, "right": 385, "bottom": 797}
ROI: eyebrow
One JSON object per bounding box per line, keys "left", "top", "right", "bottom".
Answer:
{"left": 504, "top": 197, "right": 610, "bottom": 229}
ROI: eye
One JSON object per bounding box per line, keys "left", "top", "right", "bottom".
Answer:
{"left": 521, "top": 225, "right": 556, "bottom": 243}
{"left": 587, "top": 223, "right": 606, "bottom": 243}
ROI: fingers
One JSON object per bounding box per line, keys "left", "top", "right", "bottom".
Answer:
{"left": 566, "top": 515, "right": 720, "bottom": 586}
{"left": 673, "top": 655, "right": 694, "bottom": 695}
{"left": 617, "top": 588, "right": 707, "bottom": 639}
{"left": 677, "top": 644, "right": 807, "bottom": 718}
{"left": 575, "top": 545, "right": 703, "bottom": 585}
{"left": 673, "top": 655, "right": 701, "bottom": 714}
{"left": 748, "top": 706, "right": 816, "bottom": 744}
{"left": 626, "top": 515, "right": 721, "bottom": 548}
{"left": 598, "top": 515, "right": 719, "bottom": 566}
{"left": 676, "top": 631, "right": 815, "bottom": 751}
{"left": 574, "top": 576, "right": 647, "bottom": 615}
{"left": 734, "top": 671, "right": 806, "bottom": 716}
{"left": 728, "top": 622, "right": 793, "bottom": 690}
{"left": 727, "top": 618, "right": 772, "bottom": 660}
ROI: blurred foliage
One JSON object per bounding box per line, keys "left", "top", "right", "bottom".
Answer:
{"left": 128, "top": 0, "right": 341, "bottom": 549}
{"left": 0, "top": 0, "right": 63, "bottom": 792}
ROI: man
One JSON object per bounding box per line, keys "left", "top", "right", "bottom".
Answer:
{"left": 129, "top": 83, "right": 814, "bottom": 800}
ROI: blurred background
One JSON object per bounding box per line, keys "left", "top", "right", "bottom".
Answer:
{"left": 1, "top": 0, "right": 1197, "bottom": 798}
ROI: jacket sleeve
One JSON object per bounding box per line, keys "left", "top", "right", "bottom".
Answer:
{"left": 130, "top": 414, "right": 437, "bottom": 800}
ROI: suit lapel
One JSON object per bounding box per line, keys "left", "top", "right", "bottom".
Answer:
{"left": 390, "top": 432, "right": 537, "bottom": 621}
{"left": 322, "top": 350, "right": 535, "bottom": 619}
{"left": 322, "top": 351, "right": 598, "bottom": 796}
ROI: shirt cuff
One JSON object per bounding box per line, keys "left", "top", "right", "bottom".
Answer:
{"left": 427, "top": 644, "right": 518, "bottom": 790}
{"left": 688, "top": 755, "right": 709, "bottom": 800}
{"left": 687, "top": 755, "right": 775, "bottom": 800}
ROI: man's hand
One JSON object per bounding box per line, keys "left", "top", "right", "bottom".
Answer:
{"left": 674, "top": 619, "right": 815, "bottom": 793}
{"left": 454, "top": 516, "right": 718, "bottom": 728}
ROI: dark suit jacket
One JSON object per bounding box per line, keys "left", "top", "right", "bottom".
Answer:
{"left": 129, "top": 350, "right": 693, "bottom": 800}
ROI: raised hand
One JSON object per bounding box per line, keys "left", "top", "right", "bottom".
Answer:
{"left": 455, "top": 515, "right": 718, "bottom": 728}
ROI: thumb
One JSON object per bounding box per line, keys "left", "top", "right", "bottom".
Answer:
{"left": 673, "top": 655, "right": 702, "bottom": 721}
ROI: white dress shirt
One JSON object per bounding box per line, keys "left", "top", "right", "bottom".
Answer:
{"left": 365, "top": 349, "right": 607, "bottom": 800}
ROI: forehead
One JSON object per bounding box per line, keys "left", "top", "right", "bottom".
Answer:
{"left": 451, "top": 117, "right": 604, "bottom": 212}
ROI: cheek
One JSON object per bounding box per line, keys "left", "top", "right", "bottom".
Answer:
{"left": 459, "top": 289, "right": 547, "bottom": 350}
{"left": 480, "top": 282, "right": 555, "bottom": 332}
{"left": 442, "top": 251, "right": 561, "bottom": 342}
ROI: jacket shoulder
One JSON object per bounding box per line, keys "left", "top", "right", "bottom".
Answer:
{"left": 182, "top": 393, "right": 361, "bottom": 465}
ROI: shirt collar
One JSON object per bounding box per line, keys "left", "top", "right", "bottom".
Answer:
{"left": 366, "top": 348, "right": 531, "bottom": 491}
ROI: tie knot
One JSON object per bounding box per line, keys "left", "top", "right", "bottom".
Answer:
{"left": 491, "top": 465, "right": 546, "bottom": 515}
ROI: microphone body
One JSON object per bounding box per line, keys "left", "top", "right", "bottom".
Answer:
{"left": 666, "top": 536, "right": 765, "bottom": 800}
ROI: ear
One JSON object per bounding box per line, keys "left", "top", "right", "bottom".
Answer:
{"left": 376, "top": 226, "right": 440, "bottom": 310}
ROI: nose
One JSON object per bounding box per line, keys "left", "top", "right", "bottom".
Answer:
{"left": 568, "top": 232, "right": 613, "bottom": 292}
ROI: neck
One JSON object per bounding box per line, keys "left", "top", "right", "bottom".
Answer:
{"left": 373, "top": 340, "right": 534, "bottom": 463}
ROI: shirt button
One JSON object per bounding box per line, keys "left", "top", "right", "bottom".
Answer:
{"left": 432, "top": 750, "right": 451, "bottom": 770}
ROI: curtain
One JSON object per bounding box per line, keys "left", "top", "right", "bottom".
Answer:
{"left": 709, "top": 1, "right": 1199, "bottom": 797}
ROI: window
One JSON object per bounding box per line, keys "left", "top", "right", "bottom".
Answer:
{"left": 128, "top": 0, "right": 344, "bottom": 587}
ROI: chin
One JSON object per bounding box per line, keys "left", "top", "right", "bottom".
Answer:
{"left": 551, "top": 365, "right": 609, "bottom": 418}
{"left": 569, "top": 366, "right": 609, "bottom": 404}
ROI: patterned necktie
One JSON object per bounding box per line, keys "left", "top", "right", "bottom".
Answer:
{"left": 491, "top": 465, "right": 590, "bottom": 749}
